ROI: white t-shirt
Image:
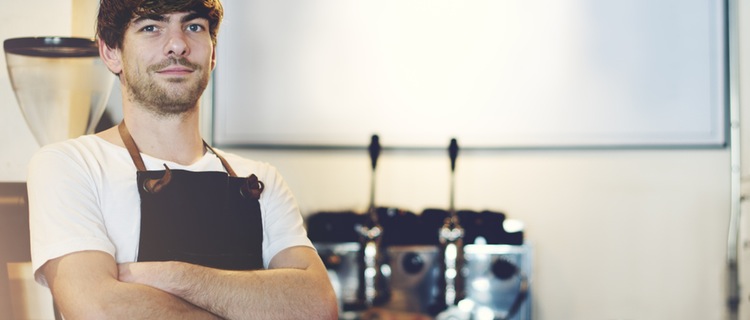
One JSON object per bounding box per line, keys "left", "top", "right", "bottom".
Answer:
{"left": 27, "top": 135, "right": 313, "bottom": 286}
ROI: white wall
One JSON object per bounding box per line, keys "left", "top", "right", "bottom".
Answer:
{"left": 0, "top": 1, "right": 744, "bottom": 320}
{"left": 229, "top": 146, "right": 729, "bottom": 320}
{"left": 0, "top": 0, "right": 73, "bottom": 181}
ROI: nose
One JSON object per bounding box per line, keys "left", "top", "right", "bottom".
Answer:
{"left": 164, "top": 30, "right": 189, "bottom": 57}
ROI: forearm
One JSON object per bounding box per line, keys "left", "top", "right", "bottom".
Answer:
{"left": 176, "top": 264, "right": 331, "bottom": 320}
{"left": 119, "top": 247, "right": 338, "bottom": 320}
{"left": 44, "top": 251, "right": 221, "bottom": 320}
{"left": 55, "top": 279, "right": 222, "bottom": 320}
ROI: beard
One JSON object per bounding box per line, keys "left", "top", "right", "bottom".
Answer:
{"left": 124, "top": 57, "right": 209, "bottom": 117}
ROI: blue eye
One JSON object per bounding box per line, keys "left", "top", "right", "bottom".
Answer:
{"left": 188, "top": 24, "right": 204, "bottom": 32}
{"left": 141, "top": 25, "right": 157, "bottom": 32}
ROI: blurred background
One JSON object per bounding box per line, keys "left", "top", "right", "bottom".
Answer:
{"left": 1, "top": 0, "right": 749, "bottom": 319}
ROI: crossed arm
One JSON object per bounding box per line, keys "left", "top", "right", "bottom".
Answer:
{"left": 43, "top": 246, "right": 338, "bottom": 319}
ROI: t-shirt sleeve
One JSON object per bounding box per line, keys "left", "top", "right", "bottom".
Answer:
{"left": 258, "top": 165, "right": 314, "bottom": 268}
{"left": 27, "top": 145, "right": 116, "bottom": 286}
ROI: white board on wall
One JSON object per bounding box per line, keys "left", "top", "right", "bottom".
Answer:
{"left": 213, "top": 0, "right": 726, "bottom": 149}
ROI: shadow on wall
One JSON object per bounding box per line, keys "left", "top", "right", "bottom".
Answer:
{"left": 0, "top": 183, "right": 30, "bottom": 319}
{"left": 0, "top": 183, "right": 56, "bottom": 319}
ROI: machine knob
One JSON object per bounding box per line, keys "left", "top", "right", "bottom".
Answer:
{"left": 402, "top": 252, "right": 425, "bottom": 274}
{"left": 491, "top": 258, "right": 518, "bottom": 280}
{"left": 320, "top": 253, "right": 342, "bottom": 270}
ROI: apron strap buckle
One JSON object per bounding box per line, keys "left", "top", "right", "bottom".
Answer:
{"left": 241, "top": 174, "right": 265, "bottom": 200}
{"left": 143, "top": 164, "right": 172, "bottom": 194}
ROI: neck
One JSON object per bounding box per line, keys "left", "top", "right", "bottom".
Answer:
{"left": 122, "top": 105, "right": 206, "bottom": 166}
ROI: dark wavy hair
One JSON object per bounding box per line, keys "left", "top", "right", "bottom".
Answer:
{"left": 97, "top": 0, "right": 224, "bottom": 49}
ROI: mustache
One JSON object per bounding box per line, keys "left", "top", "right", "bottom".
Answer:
{"left": 148, "top": 57, "right": 201, "bottom": 72}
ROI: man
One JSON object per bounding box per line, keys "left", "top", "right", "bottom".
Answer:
{"left": 26, "top": 0, "right": 337, "bottom": 318}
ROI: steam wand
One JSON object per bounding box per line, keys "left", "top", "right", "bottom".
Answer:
{"left": 439, "top": 138, "right": 464, "bottom": 308}
{"left": 368, "top": 135, "right": 380, "bottom": 224}
{"left": 356, "top": 134, "right": 387, "bottom": 308}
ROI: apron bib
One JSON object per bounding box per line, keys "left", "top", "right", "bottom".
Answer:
{"left": 119, "top": 121, "right": 264, "bottom": 270}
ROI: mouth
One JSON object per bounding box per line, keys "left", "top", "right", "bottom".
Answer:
{"left": 150, "top": 57, "right": 199, "bottom": 76}
{"left": 155, "top": 66, "right": 194, "bottom": 76}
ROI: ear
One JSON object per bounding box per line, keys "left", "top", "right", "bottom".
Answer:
{"left": 98, "top": 38, "right": 123, "bottom": 75}
{"left": 210, "top": 46, "right": 217, "bottom": 71}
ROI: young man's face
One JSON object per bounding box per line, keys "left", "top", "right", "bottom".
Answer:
{"left": 117, "top": 11, "right": 216, "bottom": 116}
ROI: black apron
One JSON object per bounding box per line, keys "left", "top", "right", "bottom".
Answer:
{"left": 118, "top": 121, "right": 264, "bottom": 270}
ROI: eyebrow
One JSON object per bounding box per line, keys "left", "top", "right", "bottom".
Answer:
{"left": 132, "top": 12, "right": 206, "bottom": 25}
{"left": 132, "top": 14, "right": 166, "bottom": 25}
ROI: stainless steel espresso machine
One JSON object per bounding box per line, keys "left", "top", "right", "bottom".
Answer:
{"left": 308, "top": 135, "right": 389, "bottom": 319}
{"left": 308, "top": 137, "right": 532, "bottom": 320}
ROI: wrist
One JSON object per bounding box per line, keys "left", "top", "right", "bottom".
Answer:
{"left": 158, "top": 260, "right": 192, "bottom": 296}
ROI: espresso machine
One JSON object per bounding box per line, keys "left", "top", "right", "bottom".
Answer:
{"left": 379, "top": 138, "right": 465, "bottom": 316}
{"left": 4, "top": 37, "right": 114, "bottom": 146}
{"left": 309, "top": 135, "right": 389, "bottom": 319}
{"left": 308, "top": 137, "right": 533, "bottom": 320}
{"left": 458, "top": 242, "right": 531, "bottom": 320}
{"left": 308, "top": 210, "right": 364, "bottom": 318}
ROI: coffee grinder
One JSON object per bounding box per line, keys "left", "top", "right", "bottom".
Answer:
{"left": 4, "top": 37, "right": 114, "bottom": 146}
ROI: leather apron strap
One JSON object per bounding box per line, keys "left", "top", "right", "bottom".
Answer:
{"left": 118, "top": 121, "right": 147, "bottom": 172}
{"left": 117, "top": 121, "right": 238, "bottom": 177}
